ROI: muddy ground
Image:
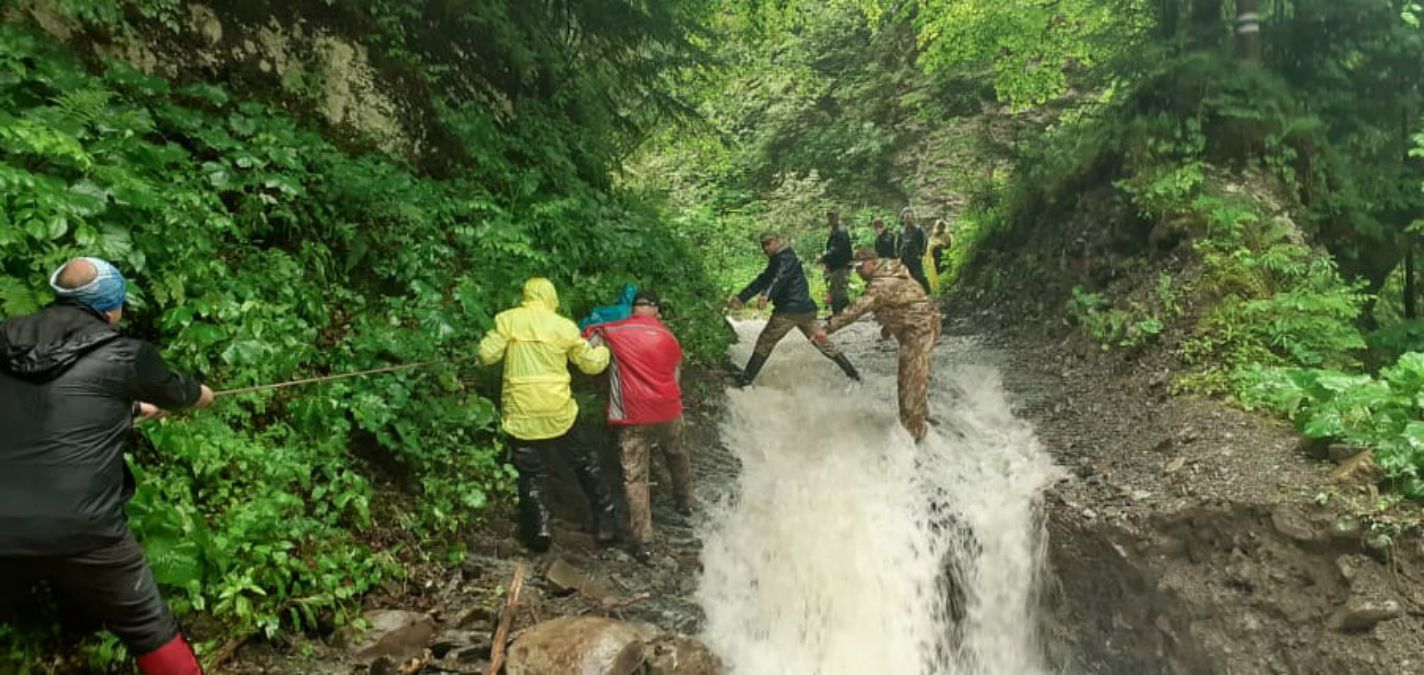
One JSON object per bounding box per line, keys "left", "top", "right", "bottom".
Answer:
{"left": 956, "top": 304, "right": 1424, "bottom": 675}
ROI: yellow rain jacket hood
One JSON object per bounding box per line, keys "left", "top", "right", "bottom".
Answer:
{"left": 478, "top": 278, "right": 610, "bottom": 440}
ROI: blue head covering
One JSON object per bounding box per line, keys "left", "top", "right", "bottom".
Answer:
{"left": 49, "top": 257, "right": 127, "bottom": 312}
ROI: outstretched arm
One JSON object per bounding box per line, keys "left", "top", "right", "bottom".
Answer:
{"left": 736, "top": 257, "right": 778, "bottom": 304}
{"left": 822, "top": 284, "right": 882, "bottom": 335}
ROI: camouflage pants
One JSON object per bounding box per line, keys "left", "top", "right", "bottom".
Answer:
{"left": 753, "top": 311, "right": 843, "bottom": 359}
{"left": 827, "top": 268, "right": 850, "bottom": 315}
{"left": 618, "top": 417, "right": 691, "bottom": 544}
{"left": 896, "top": 321, "right": 940, "bottom": 442}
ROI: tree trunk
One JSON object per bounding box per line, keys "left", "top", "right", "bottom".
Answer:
{"left": 1406, "top": 243, "right": 1417, "bottom": 320}
{"left": 1189, "top": 0, "right": 1223, "bottom": 47}
{"left": 1235, "top": 0, "right": 1261, "bottom": 61}
{"left": 1157, "top": 0, "right": 1180, "bottom": 39}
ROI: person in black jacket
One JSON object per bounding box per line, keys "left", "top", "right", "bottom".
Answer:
{"left": 727, "top": 232, "right": 860, "bottom": 387}
{"left": 817, "top": 210, "right": 853, "bottom": 315}
{"left": 898, "top": 207, "right": 932, "bottom": 294}
{"left": 0, "top": 258, "right": 214, "bottom": 675}
{"left": 873, "top": 217, "right": 898, "bottom": 259}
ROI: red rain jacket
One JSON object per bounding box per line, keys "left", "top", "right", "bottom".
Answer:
{"left": 585, "top": 315, "right": 683, "bottom": 426}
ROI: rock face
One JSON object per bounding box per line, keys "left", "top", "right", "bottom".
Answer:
{"left": 343, "top": 609, "right": 435, "bottom": 663}
{"left": 506, "top": 616, "right": 723, "bottom": 675}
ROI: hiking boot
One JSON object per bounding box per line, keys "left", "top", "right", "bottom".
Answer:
{"left": 736, "top": 353, "right": 768, "bottom": 388}
{"left": 832, "top": 354, "right": 861, "bottom": 382}
{"left": 632, "top": 543, "right": 654, "bottom": 565}
{"left": 594, "top": 508, "right": 619, "bottom": 546}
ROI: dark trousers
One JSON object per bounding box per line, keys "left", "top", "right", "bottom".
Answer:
{"left": 510, "top": 429, "right": 615, "bottom": 531}
{"left": 904, "top": 258, "right": 931, "bottom": 294}
{"left": 0, "top": 532, "right": 179, "bottom": 655}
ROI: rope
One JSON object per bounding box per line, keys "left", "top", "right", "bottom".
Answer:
{"left": 213, "top": 359, "right": 455, "bottom": 398}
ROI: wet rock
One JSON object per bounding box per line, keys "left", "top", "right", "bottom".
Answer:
{"left": 1328, "top": 599, "right": 1403, "bottom": 632}
{"left": 1163, "top": 456, "right": 1187, "bottom": 475}
{"left": 1330, "top": 450, "right": 1384, "bottom": 486}
{"left": 644, "top": 634, "right": 725, "bottom": 674}
{"left": 1335, "top": 555, "right": 1360, "bottom": 583}
{"left": 1328, "top": 443, "right": 1366, "bottom": 464}
{"left": 506, "top": 616, "right": 657, "bottom": 675}
{"left": 430, "top": 629, "right": 488, "bottom": 660}
{"left": 342, "top": 609, "right": 434, "bottom": 663}
{"left": 546, "top": 558, "right": 616, "bottom": 601}
{"left": 1270, "top": 504, "right": 1326, "bottom": 544}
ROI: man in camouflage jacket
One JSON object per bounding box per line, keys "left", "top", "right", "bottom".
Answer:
{"left": 813, "top": 248, "right": 941, "bottom": 442}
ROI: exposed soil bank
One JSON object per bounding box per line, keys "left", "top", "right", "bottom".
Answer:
{"left": 957, "top": 310, "right": 1424, "bottom": 674}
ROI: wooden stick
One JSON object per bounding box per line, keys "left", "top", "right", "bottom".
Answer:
{"left": 487, "top": 564, "right": 527, "bottom": 675}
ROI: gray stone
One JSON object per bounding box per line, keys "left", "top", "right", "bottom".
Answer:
{"left": 506, "top": 616, "right": 658, "bottom": 675}
{"left": 1270, "top": 504, "right": 1326, "bottom": 544}
{"left": 1329, "top": 599, "right": 1403, "bottom": 632}
{"left": 545, "top": 558, "right": 616, "bottom": 601}
{"left": 342, "top": 609, "right": 435, "bottom": 663}
{"left": 644, "top": 634, "right": 725, "bottom": 674}
{"left": 1328, "top": 443, "right": 1366, "bottom": 464}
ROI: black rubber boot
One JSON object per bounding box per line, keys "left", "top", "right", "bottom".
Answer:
{"left": 512, "top": 447, "right": 553, "bottom": 553}
{"left": 521, "top": 480, "right": 553, "bottom": 553}
{"left": 571, "top": 444, "right": 619, "bottom": 546}
{"left": 736, "top": 353, "right": 768, "bottom": 388}
{"left": 832, "top": 353, "right": 862, "bottom": 382}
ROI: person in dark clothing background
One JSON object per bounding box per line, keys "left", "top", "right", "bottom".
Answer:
{"left": 0, "top": 257, "right": 215, "bottom": 675}
{"left": 728, "top": 232, "right": 861, "bottom": 387}
{"left": 817, "top": 210, "right": 853, "bottom": 316}
{"left": 873, "top": 217, "right": 898, "bottom": 259}
{"left": 898, "top": 207, "right": 932, "bottom": 294}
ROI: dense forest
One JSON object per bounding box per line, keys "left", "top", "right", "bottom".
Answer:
{"left": 2, "top": 0, "right": 1424, "bottom": 671}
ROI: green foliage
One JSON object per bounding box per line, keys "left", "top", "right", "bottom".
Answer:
{"left": 1239, "top": 353, "right": 1424, "bottom": 496}
{"left": 0, "top": 11, "right": 725, "bottom": 670}
{"left": 863, "top": 0, "right": 1154, "bottom": 109}
{"left": 1174, "top": 193, "right": 1368, "bottom": 393}
{"left": 1066, "top": 285, "right": 1163, "bottom": 349}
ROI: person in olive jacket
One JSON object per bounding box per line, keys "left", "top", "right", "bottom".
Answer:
{"left": 728, "top": 232, "right": 861, "bottom": 387}
{"left": 0, "top": 258, "right": 214, "bottom": 675}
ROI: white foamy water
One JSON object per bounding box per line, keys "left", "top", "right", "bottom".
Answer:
{"left": 697, "top": 319, "right": 1064, "bottom": 675}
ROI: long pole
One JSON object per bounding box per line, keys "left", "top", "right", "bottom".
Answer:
{"left": 212, "top": 360, "right": 448, "bottom": 398}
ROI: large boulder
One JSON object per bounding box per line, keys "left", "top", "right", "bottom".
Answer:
{"left": 505, "top": 616, "right": 723, "bottom": 675}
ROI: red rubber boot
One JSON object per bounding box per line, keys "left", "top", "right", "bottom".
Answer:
{"left": 135, "top": 634, "right": 203, "bottom": 675}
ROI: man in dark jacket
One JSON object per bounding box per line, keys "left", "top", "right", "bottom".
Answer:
{"left": 0, "top": 258, "right": 214, "bottom": 675}
{"left": 873, "top": 217, "right": 898, "bottom": 259}
{"left": 727, "top": 232, "right": 860, "bottom": 387}
{"left": 898, "top": 207, "right": 932, "bottom": 294}
{"left": 817, "top": 210, "right": 853, "bottom": 316}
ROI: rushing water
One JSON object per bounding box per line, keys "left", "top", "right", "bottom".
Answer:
{"left": 697, "top": 319, "right": 1064, "bottom": 675}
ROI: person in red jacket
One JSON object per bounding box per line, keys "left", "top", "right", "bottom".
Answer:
{"left": 585, "top": 290, "right": 691, "bottom": 563}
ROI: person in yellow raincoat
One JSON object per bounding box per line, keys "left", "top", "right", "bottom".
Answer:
{"left": 479, "top": 278, "right": 617, "bottom": 552}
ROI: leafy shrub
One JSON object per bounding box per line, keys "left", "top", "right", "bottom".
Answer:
{"left": 1176, "top": 194, "right": 1368, "bottom": 393}
{"left": 1239, "top": 354, "right": 1424, "bottom": 496}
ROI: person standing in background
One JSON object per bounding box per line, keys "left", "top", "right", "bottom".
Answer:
{"left": 818, "top": 210, "right": 853, "bottom": 316}
{"left": 898, "top": 207, "right": 931, "bottom": 294}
